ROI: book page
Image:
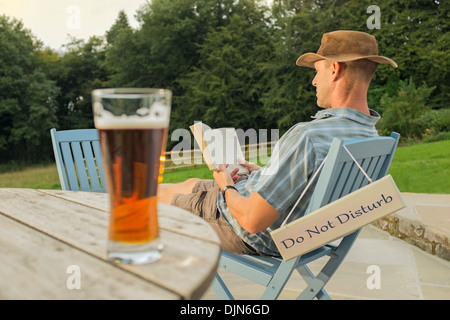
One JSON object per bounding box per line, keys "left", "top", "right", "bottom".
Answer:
{"left": 190, "top": 123, "right": 249, "bottom": 174}
{"left": 190, "top": 122, "right": 216, "bottom": 170}
{"left": 209, "top": 128, "right": 248, "bottom": 174}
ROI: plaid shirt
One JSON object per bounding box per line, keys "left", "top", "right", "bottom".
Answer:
{"left": 217, "top": 107, "right": 381, "bottom": 256}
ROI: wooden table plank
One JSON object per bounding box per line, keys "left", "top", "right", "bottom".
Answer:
{"left": 38, "top": 189, "right": 221, "bottom": 245}
{"left": 0, "top": 214, "right": 177, "bottom": 299}
{"left": 0, "top": 188, "right": 221, "bottom": 299}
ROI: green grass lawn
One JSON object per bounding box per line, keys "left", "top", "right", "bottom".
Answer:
{"left": 0, "top": 164, "right": 61, "bottom": 189}
{"left": 0, "top": 140, "right": 449, "bottom": 194}
{"left": 387, "top": 139, "right": 450, "bottom": 194}
{"left": 163, "top": 165, "right": 211, "bottom": 183}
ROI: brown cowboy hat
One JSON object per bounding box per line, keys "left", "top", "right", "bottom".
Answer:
{"left": 296, "top": 30, "right": 397, "bottom": 68}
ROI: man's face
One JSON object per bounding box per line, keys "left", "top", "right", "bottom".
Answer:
{"left": 312, "top": 60, "right": 332, "bottom": 108}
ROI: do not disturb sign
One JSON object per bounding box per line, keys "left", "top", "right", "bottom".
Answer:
{"left": 270, "top": 175, "right": 406, "bottom": 261}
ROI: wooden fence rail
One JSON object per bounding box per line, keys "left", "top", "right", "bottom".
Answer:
{"left": 162, "top": 141, "right": 276, "bottom": 171}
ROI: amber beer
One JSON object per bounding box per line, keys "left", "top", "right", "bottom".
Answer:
{"left": 100, "top": 127, "right": 168, "bottom": 244}
{"left": 92, "top": 88, "right": 171, "bottom": 265}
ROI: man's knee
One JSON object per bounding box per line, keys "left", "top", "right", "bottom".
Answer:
{"left": 158, "top": 178, "right": 199, "bottom": 197}
{"left": 182, "top": 178, "right": 200, "bottom": 193}
{"left": 184, "top": 177, "right": 200, "bottom": 185}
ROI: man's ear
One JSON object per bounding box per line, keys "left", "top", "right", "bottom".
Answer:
{"left": 330, "top": 61, "right": 344, "bottom": 81}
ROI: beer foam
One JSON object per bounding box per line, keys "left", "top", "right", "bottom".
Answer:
{"left": 94, "top": 102, "right": 170, "bottom": 129}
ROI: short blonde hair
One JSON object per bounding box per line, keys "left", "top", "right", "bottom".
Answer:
{"left": 341, "top": 59, "right": 378, "bottom": 82}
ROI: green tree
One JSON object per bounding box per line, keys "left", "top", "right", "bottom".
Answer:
{"left": 377, "top": 78, "right": 436, "bottom": 139}
{"left": 333, "top": 0, "right": 448, "bottom": 110}
{"left": 105, "top": 0, "right": 272, "bottom": 135}
{"left": 133, "top": 0, "right": 245, "bottom": 90}
{"left": 104, "top": 11, "right": 140, "bottom": 87}
{"left": 179, "top": 1, "right": 273, "bottom": 130}
{"left": 0, "top": 15, "right": 59, "bottom": 163}
{"left": 261, "top": 0, "right": 341, "bottom": 132}
{"left": 106, "top": 0, "right": 224, "bottom": 90}
{"left": 50, "top": 36, "right": 108, "bottom": 129}
{"left": 105, "top": 10, "right": 131, "bottom": 45}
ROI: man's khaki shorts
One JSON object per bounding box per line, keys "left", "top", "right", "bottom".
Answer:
{"left": 171, "top": 179, "right": 256, "bottom": 254}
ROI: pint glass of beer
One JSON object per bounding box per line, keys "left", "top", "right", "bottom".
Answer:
{"left": 92, "top": 88, "right": 171, "bottom": 264}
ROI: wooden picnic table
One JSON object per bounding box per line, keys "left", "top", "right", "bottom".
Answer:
{"left": 0, "top": 188, "right": 221, "bottom": 299}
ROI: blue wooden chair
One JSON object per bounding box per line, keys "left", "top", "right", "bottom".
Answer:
{"left": 212, "top": 132, "right": 400, "bottom": 300}
{"left": 50, "top": 128, "right": 106, "bottom": 193}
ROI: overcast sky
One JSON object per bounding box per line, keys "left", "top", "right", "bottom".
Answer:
{"left": 0, "top": 0, "right": 148, "bottom": 51}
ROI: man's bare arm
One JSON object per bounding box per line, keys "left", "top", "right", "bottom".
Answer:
{"left": 213, "top": 164, "right": 279, "bottom": 234}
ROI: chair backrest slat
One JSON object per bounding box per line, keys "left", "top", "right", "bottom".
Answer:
{"left": 71, "top": 141, "right": 90, "bottom": 190}
{"left": 82, "top": 141, "right": 102, "bottom": 190}
{"left": 60, "top": 141, "right": 78, "bottom": 190}
{"left": 91, "top": 140, "right": 105, "bottom": 190}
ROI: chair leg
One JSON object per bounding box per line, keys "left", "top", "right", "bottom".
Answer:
{"left": 259, "top": 257, "right": 298, "bottom": 300}
{"left": 296, "top": 265, "right": 331, "bottom": 300}
{"left": 296, "top": 231, "right": 360, "bottom": 300}
{"left": 212, "top": 274, "right": 235, "bottom": 300}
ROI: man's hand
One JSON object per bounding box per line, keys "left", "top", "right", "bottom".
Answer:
{"left": 213, "top": 164, "right": 280, "bottom": 234}
{"left": 238, "top": 158, "right": 261, "bottom": 173}
{"left": 214, "top": 159, "right": 261, "bottom": 189}
{"left": 213, "top": 164, "right": 239, "bottom": 190}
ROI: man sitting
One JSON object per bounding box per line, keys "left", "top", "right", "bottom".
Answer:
{"left": 158, "top": 30, "right": 397, "bottom": 256}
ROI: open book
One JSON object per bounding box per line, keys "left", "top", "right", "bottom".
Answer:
{"left": 190, "top": 122, "right": 249, "bottom": 175}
